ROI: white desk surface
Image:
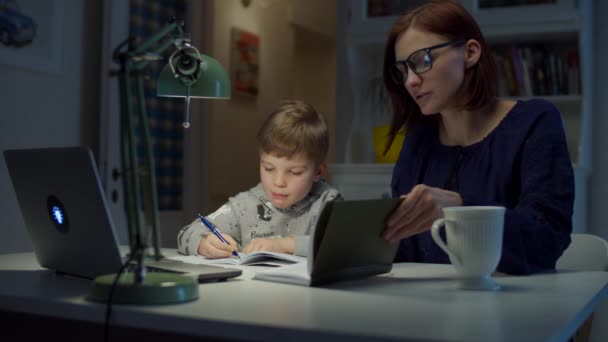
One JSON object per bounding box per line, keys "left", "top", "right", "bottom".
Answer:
{"left": 0, "top": 251, "right": 607, "bottom": 342}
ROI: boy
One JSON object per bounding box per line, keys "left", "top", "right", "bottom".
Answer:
{"left": 177, "top": 100, "right": 341, "bottom": 258}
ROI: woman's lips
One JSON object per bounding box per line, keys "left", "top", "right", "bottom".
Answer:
{"left": 416, "top": 92, "right": 430, "bottom": 102}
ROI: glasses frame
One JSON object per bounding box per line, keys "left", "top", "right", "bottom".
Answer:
{"left": 391, "top": 39, "right": 467, "bottom": 85}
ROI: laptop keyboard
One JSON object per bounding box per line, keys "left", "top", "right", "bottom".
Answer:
{"left": 127, "top": 263, "right": 186, "bottom": 274}
{"left": 146, "top": 265, "right": 186, "bottom": 274}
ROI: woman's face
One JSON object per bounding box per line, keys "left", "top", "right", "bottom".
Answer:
{"left": 394, "top": 28, "right": 467, "bottom": 115}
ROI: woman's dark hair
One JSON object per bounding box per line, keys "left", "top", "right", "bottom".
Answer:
{"left": 382, "top": 0, "right": 498, "bottom": 153}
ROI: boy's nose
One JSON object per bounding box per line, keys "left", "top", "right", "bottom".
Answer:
{"left": 274, "top": 174, "right": 287, "bottom": 187}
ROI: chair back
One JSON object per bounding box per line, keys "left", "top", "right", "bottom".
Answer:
{"left": 557, "top": 233, "right": 608, "bottom": 271}
{"left": 557, "top": 233, "right": 608, "bottom": 342}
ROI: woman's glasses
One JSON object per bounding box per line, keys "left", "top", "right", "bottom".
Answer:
{"left": 390, "top": 39, "right": 466, "bottom": 85}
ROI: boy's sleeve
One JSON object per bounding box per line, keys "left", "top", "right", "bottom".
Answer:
{"left": 176, "top": 217, "right": 203, "bottom": 256}
{"left": 293, "top": 189, "right": 343, "bottom": 257}
{"left": 176, "top": 202, "right": 242, "bottom": 256}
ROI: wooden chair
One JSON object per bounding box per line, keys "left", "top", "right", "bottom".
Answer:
{"left": 556, "top": 233, "right": 608, "bottom": 342}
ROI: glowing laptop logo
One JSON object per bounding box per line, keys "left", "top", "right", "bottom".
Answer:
{"left": 50, "top": 205, "right": 64, "bottom": 224}
{"left": 47, "top": 195, "right": 69, "bottom": 233}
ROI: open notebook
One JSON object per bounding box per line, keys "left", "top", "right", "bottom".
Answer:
{"left": 253, "top": 198, "right": 402, "bottom": 286}
{"left": 171, "top": 251, "right": 305, "bottom": 267}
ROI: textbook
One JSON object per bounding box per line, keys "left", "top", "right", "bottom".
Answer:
{"left": 254, "top": 261, "right": 310, "bottom": 285}
{"left": 253, "top": 198, "right": 402, "bottom": 286}
{"left": 170, "top": 251, "right": 306, "bottom": 267}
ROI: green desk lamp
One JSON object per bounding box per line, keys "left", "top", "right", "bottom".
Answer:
{"left": 90, "top": 20, "right": 230, "bottom": 305}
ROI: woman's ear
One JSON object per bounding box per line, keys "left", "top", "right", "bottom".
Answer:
{"left": 464, "top": 39, "right": 481, "bottom": 69}
{"left": 314, "top": 161, "right": 327, "bottom": 182}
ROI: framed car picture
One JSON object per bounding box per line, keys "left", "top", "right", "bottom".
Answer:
{"left": 0, "top": 0, "right": 63, "bottom": 73}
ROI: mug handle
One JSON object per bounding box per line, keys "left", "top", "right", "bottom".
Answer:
{"left": 431, "top": 218, "right": 462, "bottom": 270}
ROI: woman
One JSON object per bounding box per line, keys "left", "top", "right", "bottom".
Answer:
{"left": 380, "top": 0, "right": 574, "bottom": 275}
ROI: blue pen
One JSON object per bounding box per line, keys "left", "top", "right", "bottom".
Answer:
{"left": 197, "top": 213, "right": 240, "bottom": 259}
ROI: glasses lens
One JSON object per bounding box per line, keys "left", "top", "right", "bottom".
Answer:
{"left": 390, "top": 63, "right": 407, "bottom": 85}
{"left": 409, "top": 50, "right": 432, "bottom": 74}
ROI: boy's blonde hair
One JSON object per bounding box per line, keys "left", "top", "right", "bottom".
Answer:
{"left": 256, "top": 100, "right": 328, "bottom": 166}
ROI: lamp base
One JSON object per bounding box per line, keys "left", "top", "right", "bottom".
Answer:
{"left": 89, "top": 272, "right": 199, "bottom": 304}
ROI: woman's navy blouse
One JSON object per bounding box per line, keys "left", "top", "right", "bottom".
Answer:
{"left": 392, "top": 99, "right": 574, "bottom": 275}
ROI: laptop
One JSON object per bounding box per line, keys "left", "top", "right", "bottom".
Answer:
{"left": 4, "top": 146, "right": 241, "bottom": 282}
{"left": 254, "top": 197, "right": 402, "bottom": 286}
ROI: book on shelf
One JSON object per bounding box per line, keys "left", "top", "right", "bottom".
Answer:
{"left": 493, "top": 44, "right": 580, "bottom": 97}
{"left": 510, "top": 46, "right": 526, "bottom": 96}
{"left": 170, "top": 251, "right": 306, "bottom": 267}
{"left": 519, "top": 47, "right": 533, "bottom": 97}
{"left": 253, "top": 198, "right": 402, "bottom": 286}
{"left": 567, "top": 50, "right": 580, "bottom": 94}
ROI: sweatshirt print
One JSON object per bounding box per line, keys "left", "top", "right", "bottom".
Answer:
{"left": 177, "top": 180, "right": 341, "bottom": 257}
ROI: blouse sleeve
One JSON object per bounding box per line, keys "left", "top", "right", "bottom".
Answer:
{"left": 460, "top": 107, "right": 574, "bottom": 275}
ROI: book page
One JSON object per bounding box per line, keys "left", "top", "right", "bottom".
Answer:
{"left": 169, "top": 251, "right": 305, "bottom": 266}
{"left": 168, "top": 254, "right": 240, "bottom": 265}
{"left": 253, "top": 262, "right": 311, "bottom": 286}
{"left": 241, "top": 251, "right": 305, "bottom": 266}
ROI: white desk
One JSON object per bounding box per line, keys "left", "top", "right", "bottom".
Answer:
{"left": 1, "top": 251, "right": 607, "bottom": 341}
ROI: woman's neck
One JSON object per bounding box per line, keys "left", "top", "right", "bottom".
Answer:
{"left": 438, "top": 100, "right": 513, "bottom": 146}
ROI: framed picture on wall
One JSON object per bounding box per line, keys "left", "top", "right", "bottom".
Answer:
{"left": 0, "top": 0, "right": 64, "bottom": 73}
{"left": 230, "top": 27, "right": 259, "bottom": 96}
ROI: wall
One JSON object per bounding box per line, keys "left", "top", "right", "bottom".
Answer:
{"left": 335, "top": 0, "right": 352, "bottom": 163}
{"left": 589, "top": 0, "right": 608, "bottom": 240}
{"left": 291, "top": 0, "right": 337, "bottom": 163}
{"left": 292, "top": 27, "right": 337, "bottom": 164}
{"left": 288, "top": 0, "right": 336, "bottom": 38}
{"left": 204, "top": 0, "right": 336, "bottom": 212}
{"left": 0, "top": 0, "right": 102, "bottom": 253}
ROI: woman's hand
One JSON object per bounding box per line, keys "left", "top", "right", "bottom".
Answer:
{"left": 198, "top": 233, "right": 239, "bottom": 258}
{"left": 242, "top": 236, "right": 295, "bottom": 254}
{"left": 383, "top": 184, "right": 463, "bottom": 243}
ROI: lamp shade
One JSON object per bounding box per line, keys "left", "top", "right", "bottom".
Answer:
{"left": 157, "top": 53, "right": 231, "bottom": 99}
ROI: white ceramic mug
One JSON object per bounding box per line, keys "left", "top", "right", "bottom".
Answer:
{"left": 431, "top": 206, "right": 505, "bottom": 290}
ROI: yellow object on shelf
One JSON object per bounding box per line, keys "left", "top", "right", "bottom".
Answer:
{"left": 373, "top": 125, "right": 405, "bottom": 163}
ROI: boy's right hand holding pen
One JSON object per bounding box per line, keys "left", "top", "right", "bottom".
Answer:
{"left": 197, "top": 214, "right": 240, "bottom": 259}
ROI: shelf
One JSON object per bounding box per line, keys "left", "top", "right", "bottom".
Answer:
{"left": 474, "top": 6, "right": 580, "bottom": 42}
{"left": 346, "top": 1, "right": 580, "bottom": 46}
{"left": 500, "top": 95, "right": 581, "bottom": 104}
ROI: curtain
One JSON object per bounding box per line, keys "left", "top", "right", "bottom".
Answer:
{"left": 129, "top": 0, "right": 186, "bottom": 210}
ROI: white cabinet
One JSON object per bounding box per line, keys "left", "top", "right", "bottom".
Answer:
{"left": 333, "top": 0, "right": 592, "bottom": 233}
{"left": 329, "top": 163, "right": 393, "bottom": 200}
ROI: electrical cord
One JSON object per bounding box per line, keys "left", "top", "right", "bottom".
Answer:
{"left": 103, "top": 241, "right": 140, "bottom": 342}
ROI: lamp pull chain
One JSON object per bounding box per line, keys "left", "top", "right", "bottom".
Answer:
{"left": 182, "top": 85, "right": 192, "bottom": 128}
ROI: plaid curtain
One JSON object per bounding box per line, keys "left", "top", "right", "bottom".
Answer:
{"left": 129, "top": 0, "right": 186, "bottom": 210}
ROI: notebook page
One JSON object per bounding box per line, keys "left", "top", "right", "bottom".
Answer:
{"left": 169, "top": 251, "right": 305, "bottom": 266}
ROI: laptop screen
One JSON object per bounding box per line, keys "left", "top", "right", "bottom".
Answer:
{"left": 5, "top": 147, "right": 124, "bottom": 278}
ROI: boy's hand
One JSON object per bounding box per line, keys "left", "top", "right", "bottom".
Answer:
{"left": 198, "top": 233, "right": 239, "bottom": 258}
{"left": 243, "top": 236, "right": 295, "bottom": 254}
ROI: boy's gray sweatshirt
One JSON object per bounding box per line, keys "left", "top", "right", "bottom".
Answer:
{"left": 177, "top": 180, "right": 341, "bottom": 257}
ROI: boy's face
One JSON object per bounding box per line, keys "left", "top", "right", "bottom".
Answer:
{"left": 259, "top": 151, "right": 323, "bottom": 209}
